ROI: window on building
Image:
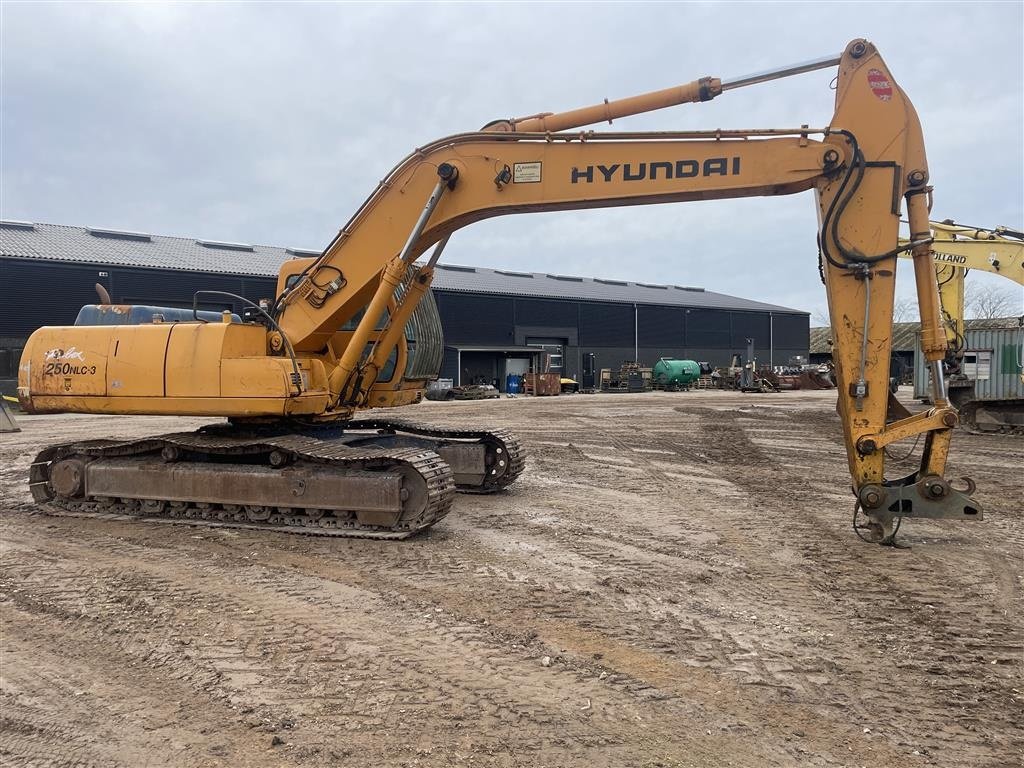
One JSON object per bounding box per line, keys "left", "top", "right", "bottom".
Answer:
{"left": 962, "top": 350, "right": 992, "bottom": 380}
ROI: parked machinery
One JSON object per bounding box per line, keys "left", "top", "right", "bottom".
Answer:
{"left": 19, "top": 40, "right": 981, "bottom": 544}
{"left": 900, "top": 220, "right": 1023, "bottom": 432}
{"left": 652, "top": 358, "right": 702, "bottom": 391}
{"left": 725, "top": 339, "right": 777, "bottom": 393}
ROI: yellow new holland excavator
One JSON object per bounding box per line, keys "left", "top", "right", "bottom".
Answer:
{"left": 900, "top": 220, "right": 1023, "bottom": 432}
{"left": 19, "top": 39, "right": 982, "bottom": 544}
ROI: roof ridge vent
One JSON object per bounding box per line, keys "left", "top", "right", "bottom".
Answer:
{"left": 635, "top": 282, "right": 668, "bottom": 289}
{"left": 437, "top": 264, "right": 477, "bottom": 273}
{"left": 594, "top": 278, "right": 628, "bottom": 286}
{"left": 0, "top": 219, "right": 35, "bottom": 231}
{"left": 495, "top": 270, "right": 534, "bottom": 278}
{"left": 198, "top": 239, "right": 255, "bottom": 252}
{"left": 547, "top": 273, "right": 584, "bottom": 282}
{"left": 87, "top": 226, "right": 152, "bottom": 242}
{"left": 673, "top": 285, "right": 705, "bottom": 292}
{"left": 286, "top": 247, "right": 321, "bottom": 256}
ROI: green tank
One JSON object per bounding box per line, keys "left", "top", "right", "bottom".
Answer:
{"left": 652, "top": 358, "right": 701, "bottom": 390}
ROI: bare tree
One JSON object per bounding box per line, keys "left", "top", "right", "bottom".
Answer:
{"left": 891, "top": 297, "right": 919, "bottom": 323}
{"left": 965, "top": 283, "right": 1023, "bottom": 319}
{"left": 811, "top": 308, "right": 831, "bottom": 327}
{"left": 812, "top": 297, "right": 919, "bottom": 327}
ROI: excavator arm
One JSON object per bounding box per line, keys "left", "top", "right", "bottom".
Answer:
{"left": 19, "top": 39, "right": 981, "bottom": 542}
{"left": 900, "top": 220, "right": 1024, "bottom": 352}
{"left": 927, "top": 221, "right": 1024, "bottom": 281}
{"left": 268, "top": 39, "right": 977, "bottom": 537}
{"left": 897, "top": 222, "right": 1023, "bottom": 433}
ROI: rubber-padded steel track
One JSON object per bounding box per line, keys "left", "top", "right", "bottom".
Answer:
{"left": 956, "top": 400, "right": 1024, "bottom": 436}
{"left": 343, "top": 418, "right": 526, "bottom": 492}
{"left": 29, "top": 433, "right": 455, "bottom": 539}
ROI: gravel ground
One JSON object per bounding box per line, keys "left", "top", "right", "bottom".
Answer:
{"left": 1, "top": 388, "right": 1020, "bottom": 768}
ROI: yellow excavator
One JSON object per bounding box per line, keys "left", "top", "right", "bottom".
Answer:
{"left": 19, "top": 39, "right": 982, "bottom": 544}
{"left": 900, "top": 220, "right": 1023, "bottom": 432}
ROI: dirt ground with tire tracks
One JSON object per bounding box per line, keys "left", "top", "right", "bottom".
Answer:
{"left": 0, "top": 388, "right": 1020, "bottom": 768}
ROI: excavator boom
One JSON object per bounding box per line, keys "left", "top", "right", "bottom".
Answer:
{"left": 18, "top": 39, "right": 982, "bottom": 543}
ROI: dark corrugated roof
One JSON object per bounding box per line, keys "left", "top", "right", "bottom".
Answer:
{"left": 810, "top": 317, "right": 1020, "bottom": 354}
{"left": 1, "top": 221, "right": 806, "bottom": 314}
{"left": 0, "top": 221, "right": 292, "bottom": 276}
{"left": 430, "top": 264, "right": 804, "bottom": 312}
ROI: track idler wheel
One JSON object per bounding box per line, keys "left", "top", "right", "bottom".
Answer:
{"left": 49, "top": 458, "right": 88, "bottom": 499}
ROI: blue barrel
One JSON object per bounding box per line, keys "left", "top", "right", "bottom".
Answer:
{"left": 506, "top": 374, "right": 520, "bottom": 394}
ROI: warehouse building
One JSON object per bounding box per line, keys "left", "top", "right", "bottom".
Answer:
{"left": 1, "top": 221, "right": 810, "bottom": 394}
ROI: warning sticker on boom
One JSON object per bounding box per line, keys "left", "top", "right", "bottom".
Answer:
{"left": 513, "top": 162, "right": 542, "bottom": 183}
{"left": 867, "top": 69, "right": 893, "bottom": 102}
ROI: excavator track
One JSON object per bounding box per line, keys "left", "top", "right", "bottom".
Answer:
{"left": 342, "top": 418, "right": 526, "bottom": 493}
{"left": 29, "top": 432, "right": 455, "bottom": 539}
{"left": 948, "top": 383, "right": 1024, "bottom": 436}
{"left": 955, "top": 400, "right": 1024, "bottom": 436}
{"left": 201, "top": 418, "right": 527, "bottom": 494}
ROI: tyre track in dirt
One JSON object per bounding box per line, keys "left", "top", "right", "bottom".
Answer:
{"left": 2, "top": 503, "right": 918, "bottom": 767}
{"left": 1, "top": 602, "right": 292, "bottom": 768}
{"left": 1, "top": 394, "right": 1020, "bottom": 767}
{"left": 667, "top": 402, "right": 1022, "bottom": 766}
{"left": 482, "top": 398, "right": 1020, "bottom": 765}
{"left": 1, "top": 515, "right": 740, "bottom": 766}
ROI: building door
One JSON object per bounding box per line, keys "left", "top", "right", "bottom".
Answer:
{"left": 527, "top": 338, "right": 565, "bottom": 374}
{"left": 581, "top": 353, "right": 596, "bottom": 389}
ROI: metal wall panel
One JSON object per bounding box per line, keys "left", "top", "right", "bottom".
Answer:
{"left": 0, "top": 258, "right": 278, "bottom": 337}
{"left": 433, "top": 292, "right": 515, "bottom": 345}
{"left": 637, "top": 305, "right": 685, "bottom": 348}
{"left": 770, "top": 312, "right": 810, "bottom": 353}
{"left": 514, "top": 298, "right": 578, "bottom": 327}
{"left": 579, "top": 302, "right": 635, "bottom": 346}
{"left": 914, "top": 326, "right": 1023, "bottom": 401}
{"left": 440, "top": 347, "right": 460, "bottom": 383}
{"left": 113, "top": 270, "right": 277, "bottom": 309}
{"left": 2, "top": 259, "right": 104, "bottom": 334}
{"left": 729, "top": 312, "right": 771, "bottom": 349}
{"left": 684, "top": 308, "right": 731, "bottom": 348}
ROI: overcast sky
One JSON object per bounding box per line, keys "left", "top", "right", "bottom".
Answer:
{"left": 3, "top": 1, "right": 1022, "bottom": 321}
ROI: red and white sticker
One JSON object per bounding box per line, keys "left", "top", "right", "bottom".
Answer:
{"left": 867, "top": 68, "right": 893, "bottom": 101}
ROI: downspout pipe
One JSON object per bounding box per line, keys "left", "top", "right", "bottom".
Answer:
{"left": 634, "top": 304, "right": 639, "bottom": 361}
